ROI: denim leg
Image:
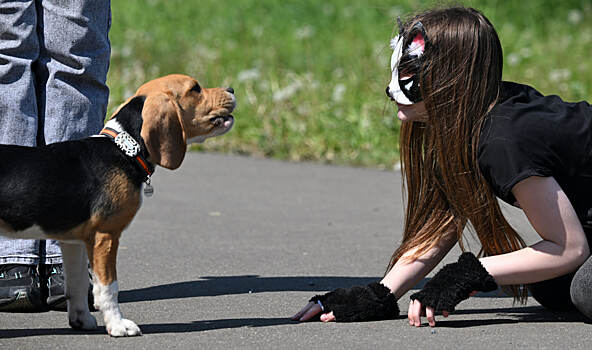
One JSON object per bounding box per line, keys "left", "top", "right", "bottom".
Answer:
{"left": 0, "top": 0, "right": 39, "bottom": 147}
{"left": 40, "top": 240, "right": 62, "bottom": 265}
{"left": 33, "top": 0, "right": 111, "bottom": 264}
{"left": 35, "top": 0, "right": 111, "bottom": 264}
{"left": 0, "top": 240, "right": 41, "bottom": 265}
{"left": 570, "top": 255, "right": 592, "bottom": 320}
{"left": 36, "top": 0, "right": 111, "bottom": 145}
{"left": 0, "top": 0, "right": 41, "bottom": 265}
{"left": 0, "top": 0, "right": 111, "bottom": 265}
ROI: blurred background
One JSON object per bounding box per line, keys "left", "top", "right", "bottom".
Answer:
{"left": 108, "top": 0, "right": 592, "bottom": 170}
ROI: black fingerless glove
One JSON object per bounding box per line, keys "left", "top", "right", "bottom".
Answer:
{"left": 410, "top": 252, "right": 497, "bottom": 313}
{"left": 309, "top": 282, "right": 399, "bottom": 322}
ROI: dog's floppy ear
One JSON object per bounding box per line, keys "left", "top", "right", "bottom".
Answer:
{"left": 109, "top": 96, "right": 145, "bottom": 121}
{"left": 108, "top": 96, "right": 146, "bottom": 139}
{"left": 140, "top": 92, "right": 187, "bottom": 170}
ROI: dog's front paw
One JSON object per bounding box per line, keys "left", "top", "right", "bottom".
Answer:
{"left": 107, "top": 318, "right": 142, "bottom": 337}
{"left": 69, "top": 310, "right": 98, "bottom": 330}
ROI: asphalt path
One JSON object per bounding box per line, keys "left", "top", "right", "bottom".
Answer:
{"left": 0, "top": 153, "right": 589, "bottom": 349}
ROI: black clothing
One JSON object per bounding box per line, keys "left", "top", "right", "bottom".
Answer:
{"left": 478, "top": 81, "right": 592, "bottom": 231}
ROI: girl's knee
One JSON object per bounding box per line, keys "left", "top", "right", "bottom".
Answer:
{"left": 570, "top": 262, "right": 592, "bottom": 320}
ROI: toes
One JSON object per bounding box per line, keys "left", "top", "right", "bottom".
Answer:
{"left": 107, "top": 319, "right": 142, "bottom": 337}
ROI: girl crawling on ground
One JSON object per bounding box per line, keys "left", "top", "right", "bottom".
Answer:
{"left": 293, "top": 6, "right": 592, "bottom": 326}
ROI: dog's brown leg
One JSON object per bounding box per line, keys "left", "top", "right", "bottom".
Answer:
{"left": 60, "top": 242, "right": 97, "bottom": 330}
{"left": 91, "top": 231, "right": 141, "bottom": 337}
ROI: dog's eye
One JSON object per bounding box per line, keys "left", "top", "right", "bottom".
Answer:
{"left": 190, "top": 84, "right": 202, "bottom": 93}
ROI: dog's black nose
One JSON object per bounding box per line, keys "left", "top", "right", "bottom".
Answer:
{"left": 385, "top": 86, "right": 390, "bottom": 98}
{"left": 226, "top": 87, "right": 234, "bottom": 94}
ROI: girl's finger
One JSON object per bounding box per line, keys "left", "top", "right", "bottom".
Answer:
{"left": 426, "top": 306, "right": 436, "bottom": 327}
{"left": 411, "top": 299, "right": 423, "bottom": 327}
{"left": 320, "top": 311, "right": 336, "bottom": 322}
{"left": 291, "top": 301, "right": 314, "bottom": 320}
{"left": 299, "top": 303, "right": 322, "bottom": 321}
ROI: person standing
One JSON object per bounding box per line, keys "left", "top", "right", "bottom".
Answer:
{"left": 0, "top": 0, "right": 111, "bottom": 311}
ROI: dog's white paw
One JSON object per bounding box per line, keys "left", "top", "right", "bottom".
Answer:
{"left": 107, "top": 318, "right": 142, "bottom": 337}
{"left": 68, "top": 310, "right": 98, "bottom": 330}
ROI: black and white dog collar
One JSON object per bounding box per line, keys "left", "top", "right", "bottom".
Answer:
{"left": 99, "top": 121, "right": 155, "bottom": 196}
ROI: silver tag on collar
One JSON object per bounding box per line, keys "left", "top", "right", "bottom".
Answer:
{"left": 114, "top": 131, "right": 141, "bottom": 157}
{"left": 144, "top": 176, "right": 154, "bottom": 197}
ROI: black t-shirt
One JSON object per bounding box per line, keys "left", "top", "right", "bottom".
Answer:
{"left": 478, "top": 81, "right": 592, "bottom": 230}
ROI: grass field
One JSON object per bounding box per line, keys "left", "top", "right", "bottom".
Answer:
{"left": 108, "top": 0, "right": 592, "bottom": 169}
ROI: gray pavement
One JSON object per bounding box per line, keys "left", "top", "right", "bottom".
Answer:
{"left": 0, "top": 153, "right": 589, "bottom": 349}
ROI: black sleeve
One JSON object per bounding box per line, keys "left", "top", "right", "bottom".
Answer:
{"left": 478, "top": 82, "right": 572, "bottom": 205}
{"left": 478, "top": 137, "right": 553, "bottom": 205}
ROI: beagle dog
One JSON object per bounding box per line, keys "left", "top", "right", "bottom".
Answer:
{"left": 0, "top": 74, "right": 235, "bottom": 336}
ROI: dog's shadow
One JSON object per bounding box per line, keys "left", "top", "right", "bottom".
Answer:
{"left": 0, "top": 317, "right": 293, "bottom": 338}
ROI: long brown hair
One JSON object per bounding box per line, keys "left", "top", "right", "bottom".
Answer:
{"left": 387, "top": 7, "right": 527, "bottom": 300}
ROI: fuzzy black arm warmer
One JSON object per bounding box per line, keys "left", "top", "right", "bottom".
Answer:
{"left": 410, "top": 252, "right": 497, "bottom": 313}
{"left": 309, "top": 282, "right": 399, "bottom": 322}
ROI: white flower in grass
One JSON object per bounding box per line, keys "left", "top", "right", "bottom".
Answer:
{"left": 272, "top": 73, "right": 319, "bottom": 102}
{"left": 360, "top": 117, "right": 370, "bottom": 130}
{"left": 568, "top": 10, "right": 583, "bottom": 24}
{"left": 116, "top": 45, "right": 132, "bottom": 58}
{"left": 237, "top": 69, "right": 260, "bottom": 82}
{"left": 332, "top": 84, "right": 346, "bottom": 102}
{"left": 549, "top": 69, "right": 571, "bottom": 82}
{"left": 273, "top": 80, "right": 304, "bottom": 102}
{"left": 252, "top": 26, "right": 264, "bottom": 38}
{"left": 520, "top": 48, "right": 532, "bottom": 58}
{"left": 507, "top": 53, "right": 520, "bottom": 66}
{"left": 193, "top": 44, "right": 218, "bottom": 61}
{"left": 332, "top": 68, "right": 344, "bottom": 78}
{"left": 294, "top": 25, "right": 315, "bottom": 40}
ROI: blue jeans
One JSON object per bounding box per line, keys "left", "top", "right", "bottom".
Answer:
{"left": 0, "top": 0, "right": 111, "bottom": 265}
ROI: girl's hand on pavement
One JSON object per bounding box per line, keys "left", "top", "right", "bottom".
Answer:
{"left": 407, "top": 299, "right": 449, "bottom": 327}
{"left": 291, "top": 301, "right": 335, "bottom": 322}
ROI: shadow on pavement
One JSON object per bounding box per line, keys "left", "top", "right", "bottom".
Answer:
{"left": 0, "top": 327, "right": 105, "bottom": 338}
{"left": 140, "top": 317, "right": 297, "bottom": 334}
{"left": 1, "top": 308, "right": 587, "bottom": 338}
{"left": 119, "top": 276, "right": 508, "bottom": 304}
{"left": 0, "top": 318, "right": 297, "bottom": 339}
{"left": 435, "top": 306, "right": 590, "bottom": 327}
{"left": 119, "top": 275, "right": 378, "bottom": 303}
{"left": 0, "top": 318, "right": 296, "bottom": 339}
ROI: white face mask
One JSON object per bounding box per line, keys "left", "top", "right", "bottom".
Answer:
{"left": 386, "top": 21, "right": 427, "bottom": 105}
{"left": 388, "top": 34, "right": 413, "bottom": 105}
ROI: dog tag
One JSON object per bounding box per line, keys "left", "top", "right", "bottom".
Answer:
{"left": 144, "top": 177, "right": 154, "bottom": 197}
{"left": 144, "top": 184, "right": 154, "bottom": 197}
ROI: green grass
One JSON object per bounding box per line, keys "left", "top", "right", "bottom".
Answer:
{"left": 108, "top": 0, "right": 592, "bottom": 169}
